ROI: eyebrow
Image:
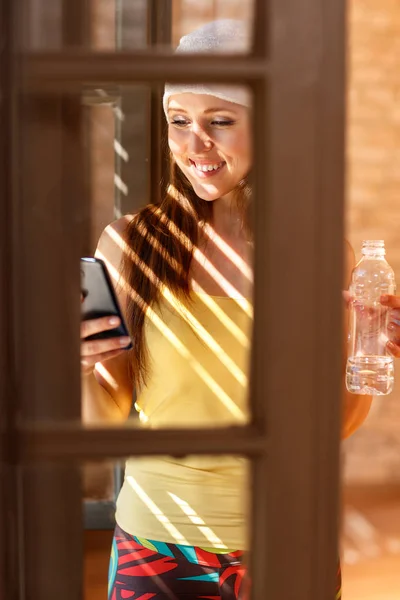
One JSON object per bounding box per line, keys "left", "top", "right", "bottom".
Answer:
{"left": 167, "top": 107, "right": 238, "bottom": 115}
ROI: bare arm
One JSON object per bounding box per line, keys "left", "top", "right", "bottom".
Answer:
{"left": 81, "top": 215, "right": 135, "bottom": 425}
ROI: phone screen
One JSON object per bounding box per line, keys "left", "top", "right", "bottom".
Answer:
{"left": 81, "top": 257, "right": 132, "bottom": 349}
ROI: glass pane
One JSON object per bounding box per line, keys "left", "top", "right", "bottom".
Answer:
{"left": 172, "top": 0, "right": 255, "bottom": 48}
{"left": 21, "top": 0, "right": 255, "bottom": 52}
{"left": 21, "top": 458, "right": 251, "bottom": 599}
{"left": 84, "top": 461, "right": 117, "bottom": 502}
{"left": 84, "top": 84, "right": 150, "bottom": 232}
{"left": 91, "top": 455, "right": 251, "bottom": 599}
{"left": 81, "top": 83, "right": 254, "bottom": 430}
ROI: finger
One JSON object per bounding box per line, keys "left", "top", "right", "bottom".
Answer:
{"left": 81, "top": 348, "right": 123, "bottom": 367}
{"left": 81, "top": 348, "right": 125, "bottom": 371}
{"left": 381, "top": 295, "right": 400, "bottom": 309}
{"left": 387, "top": 341, "right": 400, "bottom": 358}
{"left": 388, "top": 320, "right": 400, "bottom": 342}
{"left": 389, "top": 308, "right": 400, "bottom": 324}
{"left": 81, "top": 316, "right": 120, "bottom": 339}
{"left": 81, "top": 336, "right": 131, "bottom": 357}
{"left": 342, "top": 290, "right": 352, "bottom": 307}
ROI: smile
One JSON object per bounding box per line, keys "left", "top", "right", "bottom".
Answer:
{"left": 189, "top": 159, "right": 226, "bottom": 178}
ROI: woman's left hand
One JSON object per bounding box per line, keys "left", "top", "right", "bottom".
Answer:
{"left": 381, "top": 294, "right": 400, "bottom": 358}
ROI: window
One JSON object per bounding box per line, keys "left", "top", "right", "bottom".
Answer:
{"left": 0, "top": 0, "right": 345, "bottom": 597}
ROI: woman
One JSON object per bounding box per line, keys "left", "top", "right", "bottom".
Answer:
{"left": 81, "top": 20, "right": 400, "bottom": 600}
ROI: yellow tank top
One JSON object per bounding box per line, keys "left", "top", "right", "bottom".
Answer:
{"left": 115, "top": 292, "right": 252, "bottom": 550}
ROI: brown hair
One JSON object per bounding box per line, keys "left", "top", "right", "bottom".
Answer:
{"left": 121, "top": 158, "right": 251, "bottom": 388}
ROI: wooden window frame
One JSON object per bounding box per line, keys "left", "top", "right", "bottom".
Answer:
{"left": 1, "top": 0, "right": 20, "bottom": 596}
{"left": 1, "top": 0, "right": 346, "bottom": 597}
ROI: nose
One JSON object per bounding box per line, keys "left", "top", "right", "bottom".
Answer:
{"left": 188, "top": 128, "right": 213, "bottom": 154}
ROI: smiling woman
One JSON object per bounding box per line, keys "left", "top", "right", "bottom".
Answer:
{"left": 167, "top": 95, "right": 252, "bottom": 202}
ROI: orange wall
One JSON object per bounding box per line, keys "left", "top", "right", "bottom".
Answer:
{"left": 344, "top": 0, "right": 400, "bottom": 484}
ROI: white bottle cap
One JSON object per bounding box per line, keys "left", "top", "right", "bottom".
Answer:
{"left": 361, "top": 240, "right": 385, "bottom": 256}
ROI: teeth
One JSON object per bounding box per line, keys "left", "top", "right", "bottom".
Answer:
{"left": 194, "top": 162, "right": 223, "bottom": 172}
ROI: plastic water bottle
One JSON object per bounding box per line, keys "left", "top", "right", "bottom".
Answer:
{"left": 346, "top": 240, "right": 396, "bottom": 395}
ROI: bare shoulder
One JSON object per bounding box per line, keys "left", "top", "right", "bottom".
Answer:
{"left": 97, "top": 214, "right": 134, "bottom": 251}
{"left": 95, "top": 214, "right": 134, "bottom": 270}
{"left": 109, "top": 214, "right": 135, "bottom": 235}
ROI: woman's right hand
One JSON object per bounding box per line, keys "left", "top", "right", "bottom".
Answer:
{"left": 81, "top": 316, "right": 131, "bottom": 376}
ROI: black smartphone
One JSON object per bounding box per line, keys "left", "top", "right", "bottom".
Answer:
{"left": 80, "top": 257, "right": 132, "bottom": 349}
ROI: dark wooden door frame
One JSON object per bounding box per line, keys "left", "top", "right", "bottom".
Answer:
{"left": 2, "top": 0, "right": 345, "bottom": 598}
{"left": 0, "top": 0, "right": 20, "bottom": 597}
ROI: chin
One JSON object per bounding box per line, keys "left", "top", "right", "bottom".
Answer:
{"left": 195, "top": 191, "right": 221, "bottom": 202}
{"left": 191, "top": 183, "right": 231, "bottom": 202}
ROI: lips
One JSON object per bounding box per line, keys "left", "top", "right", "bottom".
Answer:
{"left": 189, "top": 159, "right": 226, "bottom": 178}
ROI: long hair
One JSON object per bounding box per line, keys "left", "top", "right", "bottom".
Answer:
{"left": 121, "top": 157, "right": 251, "bottom": 388}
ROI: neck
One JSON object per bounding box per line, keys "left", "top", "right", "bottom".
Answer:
{"left": 212, "top": 192, "right": 243, "bottom": 237}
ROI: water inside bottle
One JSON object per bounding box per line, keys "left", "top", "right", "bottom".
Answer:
{"left": 346, "top": 355, "right": 394, "bottom": 395}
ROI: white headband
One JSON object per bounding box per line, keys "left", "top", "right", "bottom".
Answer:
{"left": 163, "top": 20, "right": 252, "bottom": 117}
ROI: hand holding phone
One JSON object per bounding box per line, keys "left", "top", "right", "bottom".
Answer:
{"left": 80, "top": 257, "right": 132, "bottom": 375}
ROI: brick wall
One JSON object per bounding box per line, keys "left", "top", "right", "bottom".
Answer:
{"left": 344, "top": 0, "right": 400, "bottom": 483}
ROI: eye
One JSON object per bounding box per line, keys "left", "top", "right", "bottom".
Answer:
{"left": 170, "top": 118, "right": 190, "bottom": 127}
{"left": 211, "top": 119, "right": 235, "bottom": 127}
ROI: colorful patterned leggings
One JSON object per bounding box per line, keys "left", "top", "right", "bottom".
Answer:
{"left": 108, "top": 525, "right": 342, "bottom": 600}
{"left": 108, "top": 525, "right": 248, "bottom": 600}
